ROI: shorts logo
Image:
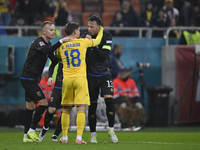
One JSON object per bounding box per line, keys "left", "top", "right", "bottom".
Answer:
{"left": 37, "top": 91, "right": 41, "bottom": 97}
{"left": 111, "top": 88, "right": 113, "bottom": 92}
{"left": 50, "top": 97, "right": 54, "bottom": 102}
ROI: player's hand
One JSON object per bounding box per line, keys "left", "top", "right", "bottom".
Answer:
{"left": 120, "top": 102, "right": 127, "bottom": 109}
{"left": 86, "top": 34, "right": 92, "bottom": 40}
{"left": 61, "top": 37, "right": 73, "bottom": 43}
{"left": 47, "top": 77, "right": 54, "bottom": 87}
{"left": 135, "top": 102, "right": 143, "bottom": 109}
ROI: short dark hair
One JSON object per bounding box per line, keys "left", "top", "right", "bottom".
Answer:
{"left": 88, "top": 14, "right": 102, "bottom": 25}
{"left": 41, "top": 21, "right": 53, "bottom": 30}
{"left": 64, "top": 22, "right": 79, "bottom": 36}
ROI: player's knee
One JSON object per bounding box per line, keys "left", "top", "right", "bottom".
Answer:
{"left": 105, "top": 98, "right": 115, "bottom": 110}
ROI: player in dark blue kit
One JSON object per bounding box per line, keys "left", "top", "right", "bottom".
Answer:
{"left": 20, "top": 21, "right": 71, "bottom": 143}
{"left": 82, "top": 15, "right": 118, "bottom": 143}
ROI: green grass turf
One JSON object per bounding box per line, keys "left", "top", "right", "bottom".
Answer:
{"left": 0, "top": 126, "right": 200, "bottom": 150}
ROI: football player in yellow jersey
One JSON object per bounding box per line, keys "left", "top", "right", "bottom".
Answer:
{"left": 57, "top": 22, "right": 103, "bottom": 144}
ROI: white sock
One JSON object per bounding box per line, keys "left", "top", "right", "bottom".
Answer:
{"left": 43, "top": 126, "right": 49, "bottom": 130}
{"left": 107, "top": 127, "right": 114, "bottom": 132}
{"left": 28, "top": 128, "right": 35, "bottom": 133}
{"left": 91, "top": 132, "right": 97, "bottom": 137}
{"left": 76, "top": 135, "right": 82, "bottom": 141}
{"left": 24, "top": 134, "right": 27, "bottom": 138}
{"left": 63, "top": 136, "right": 68, "bottom": 141}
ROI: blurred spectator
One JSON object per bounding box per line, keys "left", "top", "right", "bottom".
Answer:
{"left": 151, "top": 8, "right": 170, "bottom": 38}
{"left": 14, "top": 0, "right": 45, "bottom": 25}
{"left": 163, "top": 0, "right": 179, "bottom": 25}
{"left": 174, "top": 0, "right": 198, "bottom": 26}
{"left": 0, "top": 17, "right": 7, "bottom": 36}
{"left": 114, "top": 0, "right": 139, "bottom": 36}
{"left": 110, "top": 11, "right": 128, "bottom": 37}
{"left": 190, "top": 5, "right": 200, "bottom": 26}
{"left": 113, "top": 66, "right": 146, "bottom": 128}
{"left": 0, "top": 0, "right": 11, "bottom": 26}
{"left": 140, "top": 1, "right": 155, "bottom": 37}
{"left": 110, "top": 43, "right": 124, "bottom": 80}
{"left": 53, "top": 0, "right": 70, "bottom": 26}
{"left": 8, "top": 16, "right": 28, "bottom": 36}
{"left": 140, "top": 1, "right": 155, "bottom": 27}
{"left": 173, "top": 0, "right": 187, "bottom": 25}
{"left": 151, "top": 0, "right": 164, "bottom": 12}
{"left": 26, "top": 15, "right": 43, "bottom": 36}
{"left": 43, "top": 0, "right": 58, "bottom": 17}
{"left": 179, "top": 20, "right": 200, "bottom": 45}
{"left": 169, "top": 18, "right": 179, "bottom": 38}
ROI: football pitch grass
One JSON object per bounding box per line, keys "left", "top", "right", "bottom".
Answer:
{"left": 0, "top": 126, "right": 200, "bottom": 150}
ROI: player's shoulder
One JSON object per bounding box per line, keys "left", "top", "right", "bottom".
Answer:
{"left": 32, "top": 37, "right": 46, "bottom": 46}
{"left": 103, "top": 30, "right": 112, "bottom": 36}
{"left": 103, "top": 30, "right": 112, "bottom": 39}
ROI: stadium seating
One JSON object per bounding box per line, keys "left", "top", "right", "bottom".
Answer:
{"left": 66, "top": 0, "right": 82, "bottom": 13}
{"left": 103, "top": 0, "right": 121, "bottom": 12}
{"left": 130, "top": 0, "right": 141, "bottom": 15}
{"left": 82, "top": 0, "right": 102, "bottom": 14}
{"left": 102, "top": 12, "right": 115, "bottom": 26}
{"left": 44, "top": 16, "right": 53, "bottom": 22}
{"left": 71, "top": 12, "right": 82, "bottom": 26}
{"left": 82, "top": 12, "right": 100, "bottom": 26}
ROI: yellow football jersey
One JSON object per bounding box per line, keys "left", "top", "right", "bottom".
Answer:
{"left": 57, "top": 38, "right": 93, "bottom": 77}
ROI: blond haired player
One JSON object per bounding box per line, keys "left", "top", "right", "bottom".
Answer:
{"left": 57, "top": 22, "right": 103, "bottom": 144}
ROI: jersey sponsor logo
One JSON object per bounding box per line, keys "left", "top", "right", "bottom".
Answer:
{"left": 106, "top": 40, "right": 112, "bottom": 43}
{"left": 39, "top": 41, "right": 45, "bottom": 46}
{"left": 37, "top": 91, "right": 42, "bottom": 97}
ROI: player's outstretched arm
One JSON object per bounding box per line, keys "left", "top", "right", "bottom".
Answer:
{"left": 92, "top": 27, "right": 104, "bottom": 47}
{"left": 48, "top": 54, "right": 58, "bottom": 78}
{"left": 42, "top": 37, "right": 72, "bottom": 55}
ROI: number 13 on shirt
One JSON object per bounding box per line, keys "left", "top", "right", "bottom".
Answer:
{"left": 64, "top": 49, "right": 81, "bottom": 68}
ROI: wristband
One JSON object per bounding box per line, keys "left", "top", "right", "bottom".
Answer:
{"left": 59, "top": 39, "right": 63, "bottom": 44}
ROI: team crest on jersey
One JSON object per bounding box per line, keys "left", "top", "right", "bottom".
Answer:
{"left": 37, "top": 91, "right": 41, "bottom": 97}
{"left": 39, "top": 41, "right": 45, "bottom": 46}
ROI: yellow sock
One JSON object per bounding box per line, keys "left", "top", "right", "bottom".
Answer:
{"left": 61, "top": 111, "right": 70, "bottom": 137}
{"left": 76, "top": 111, "right": 85, "bottom": 136}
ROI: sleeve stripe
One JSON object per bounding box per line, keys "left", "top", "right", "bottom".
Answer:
{"left": 102, "top": 45, "right": 111, "bottom": 50}
{"left": 106, "top": 40, "right": 112, "bottom": 43}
